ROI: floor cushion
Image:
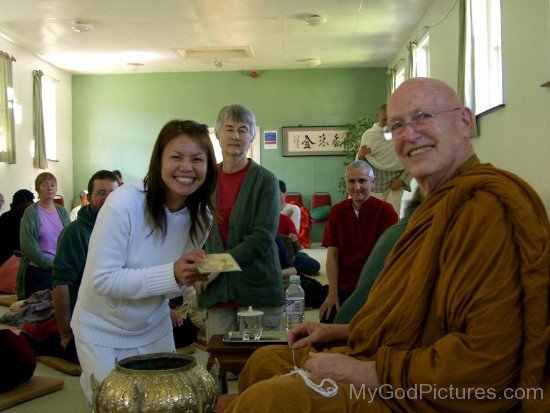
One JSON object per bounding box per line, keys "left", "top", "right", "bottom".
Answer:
{"left": 0, "top": 376, "right": 64, "bottom": 411}
{"left": 310, "top": 205, "right": 331, "bottom": 221}
{"left": 36, "top": 356, "right": 82, "bottom": 376}
{"left": 0, "top": 255, "right": 20, "bottom": 295}
{"left": 0, "top": 295, "right": 18, "bottom": 307}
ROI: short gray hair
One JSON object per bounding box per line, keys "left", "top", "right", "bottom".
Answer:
{"left": 346, "top": 160, "right": 375, "bottom": 180}
{"left": 215, "top": 104, "right": 256, "bottom": 138}
{"left": 79, "top": 189, "right": 88, "bottom": 200}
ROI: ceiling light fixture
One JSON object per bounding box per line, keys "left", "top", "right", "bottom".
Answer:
{"left": 126, "top": 63, "right": 144, "bottom": 72}
{"left": 72, "top": 21, "right": 94, "bottom": 33}
{"left": 304, "top": 58, "right": 322, "bottom": 67}
{"left": 212, "top": 58, "right": 224, "bottom": 68}
{"left": 305, "top": 15, "right": 328, "bottom": 26}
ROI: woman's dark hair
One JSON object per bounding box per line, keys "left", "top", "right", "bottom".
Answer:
{"left": 144, "top": 120, "right": 217, "bottom": 243}
{"left": 278, "top": 180, "right": 286, "bottom": 193}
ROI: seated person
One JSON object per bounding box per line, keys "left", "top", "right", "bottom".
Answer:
{"left": 0, "top": 330, "right": 36, "bottom": 393}
{"left": 278, "top": 213, "right": 320, "bottom": 276}
{"left": 333, "top": 189, "right": 422, "bottom": 324}
{"left": 0, "top": 189, "right": 35, "bottom": 266}
{"left": 279, "top": 180, "right": 301, "bottom": 232}
{"left": 170, "top": 287, "right": 206, "bottom": 348}
{"left": 275, "top": 234, "right": 297, "bottom": 290}
{"left": 16, "top": 172, "right": 70, "bottom": 299}
{"left": 222, "top": 78, "right": 549, "bottom": 413}
{"left": 69, "top": 190, "right": 88, "bottom": 222}
{"left": 276, "top": 234, "right": 326, "bottom": 309}
{"left": 320, "top": 161, "right": 397, "bottom": 322}
{"left": 49, "top": 170, "right": 119, "bottom": 362}
{"left": 112, "top": 169, "right": 124, "bottom": 186}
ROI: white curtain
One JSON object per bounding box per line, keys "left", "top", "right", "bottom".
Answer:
{"left": 458, "top": 0, "right": 478, "bottom": 135}
{"left": 33, "top": 70, "right": 48, "bottom": 169}
{"left": 387, "top": 68, "right": 396, "bottom": 98}
{"left": 458, "top": 0, "right": 476, "bottom": 112}
{"left": 406, "top": 42, "right": 417, "bottom": 79}
{"left": 0, "top": 51, "right": 16, "bottom": 164}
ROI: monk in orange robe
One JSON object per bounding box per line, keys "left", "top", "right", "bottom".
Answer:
{"left": 226, "top": 78, "right": 549, "bottom": 412}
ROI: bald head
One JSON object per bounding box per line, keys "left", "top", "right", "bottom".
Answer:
{"left": 389, "top": 78, "right": 463, "bottom": 115}
{"left": 387, "top": 78, "right": 475, "bottom": 195}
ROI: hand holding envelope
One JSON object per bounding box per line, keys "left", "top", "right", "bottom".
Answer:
{"left": 196, "top": 253, "right": 242, "bottom": 274}
{"left": 193, "top": 253, "right": 241, "bottom": 294}
{"left": 173, "top": 249, "right": 206, "bottom": 286}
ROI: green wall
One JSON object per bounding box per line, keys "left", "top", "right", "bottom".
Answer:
{"left": 72, "top": 68, "right": 387, "bottom": 240}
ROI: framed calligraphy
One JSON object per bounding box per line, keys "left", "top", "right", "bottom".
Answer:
{"left": 282, "top": 126, "right": 347, "bottom": 156}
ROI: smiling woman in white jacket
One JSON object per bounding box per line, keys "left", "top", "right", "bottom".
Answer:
{"left": 71, "top": 120, "right": 218, "bottom": 404}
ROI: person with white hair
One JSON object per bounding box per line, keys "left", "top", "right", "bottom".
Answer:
{"left": 69, "top": 189, "right": 89, "bottom": 222}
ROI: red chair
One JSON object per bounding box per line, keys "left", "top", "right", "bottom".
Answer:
{"left": 310, "top": 192, "right": 332, "bottom": 224}
{"left": 53, "top": 194, "right": 64, "bottom": 207}
{"left": 284, "top": 192, "right": 303, "bottom": 206}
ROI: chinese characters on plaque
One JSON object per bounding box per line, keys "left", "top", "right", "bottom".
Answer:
{"left": 282, "top": 126, "right": 347, "bottom": 156}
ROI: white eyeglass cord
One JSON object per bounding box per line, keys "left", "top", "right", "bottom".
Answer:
{"left": 281, "top": 347, "right": 339, "bottom": 398}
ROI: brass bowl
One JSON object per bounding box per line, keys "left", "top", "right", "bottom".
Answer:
{"left": 92, "top": 352, "right": 219, "bottom": 412}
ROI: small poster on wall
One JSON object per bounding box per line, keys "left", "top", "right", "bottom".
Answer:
{"left": 264, "top": 130, "right": 277, "bottom": 149}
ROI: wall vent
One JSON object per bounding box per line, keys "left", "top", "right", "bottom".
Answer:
{"left": 174, "top": 46, "right": 254, "bottom": 59}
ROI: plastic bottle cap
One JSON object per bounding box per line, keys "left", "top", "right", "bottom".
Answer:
{"left": 289, "top": 275, "right": 300, "bottom": 283}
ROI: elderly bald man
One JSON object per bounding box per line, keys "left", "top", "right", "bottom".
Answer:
{"left": 223, "top": 78, "right": 549, "bottom": 413}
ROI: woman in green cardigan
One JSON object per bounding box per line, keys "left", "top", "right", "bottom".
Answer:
{"left": 16, "top": 172, "right": 70, "bottom": 299}
{"left": 198, "top": 104, "right": 285, "bottom": 340}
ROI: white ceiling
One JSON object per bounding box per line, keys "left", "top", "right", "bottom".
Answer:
{"left": 0, "top": 0, "right": 433, "bottom": 75}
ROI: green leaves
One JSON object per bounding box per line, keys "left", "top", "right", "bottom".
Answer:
{"left": 338, "top": 117, "right": 372, "bottom": 194}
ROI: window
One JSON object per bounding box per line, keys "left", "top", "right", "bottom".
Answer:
{"left": 41, "top": 75, "right": 57, "bottom": 160}
{"left": 208, "top": 127, "right": 223, "bottom": 163}
{"left": 414, "top": 34, "right": 430, "bottom": 78}
{"left": 395, "top": 64, "right": 406, "bottom": 89}
{"left": 471, "top": 0, "right": 503, "bottom": 114}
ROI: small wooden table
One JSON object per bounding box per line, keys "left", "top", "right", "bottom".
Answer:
{"left": 206, "top": 334, "right": 286, "bottom": 394}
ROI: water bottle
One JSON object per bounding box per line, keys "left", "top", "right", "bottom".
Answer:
{"left": 285, "top": 275, "right": 305, "bottom": 331}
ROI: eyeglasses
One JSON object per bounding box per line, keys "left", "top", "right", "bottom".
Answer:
{"left": 224, "top": 128, "right": 251, "bottom": 139}
{"left": 91, "top": 190, "right": 112, "bottom": 197}
{"left": 388, "top": 108, "right": 462, "bottom": 137}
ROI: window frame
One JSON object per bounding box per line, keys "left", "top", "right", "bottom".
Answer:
{"left": 413, "top": 33, "right": 430, "bottom": 78}
{"left": 471, "top": 0, "right": 504, "bottom": 116}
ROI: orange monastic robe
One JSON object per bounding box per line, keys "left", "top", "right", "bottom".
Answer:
{"left": 228, "top": 157, "right": 549, "bottom": 412}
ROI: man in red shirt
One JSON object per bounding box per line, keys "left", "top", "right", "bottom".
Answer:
{"left": 319, "top": 160, "right": 397, "bottom": 322}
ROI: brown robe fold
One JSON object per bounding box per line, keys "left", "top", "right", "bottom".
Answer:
{"left": 230, "top": 161, "right": 549, "bottom": 412}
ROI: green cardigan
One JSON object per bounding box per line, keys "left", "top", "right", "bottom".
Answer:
{"left": 198, "top": 160, "right": 285, "bottom": 308}
{"left": 16, "top": 202, "right": 70, "bottom": 299}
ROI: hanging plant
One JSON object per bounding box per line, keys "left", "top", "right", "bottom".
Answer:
{"left": 337, "top": 117, "right": 373, "bottom": 194}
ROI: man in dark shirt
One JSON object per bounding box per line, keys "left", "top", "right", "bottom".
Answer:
{"left": 50, "top": 170, "right": 118, "bottom": 361}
